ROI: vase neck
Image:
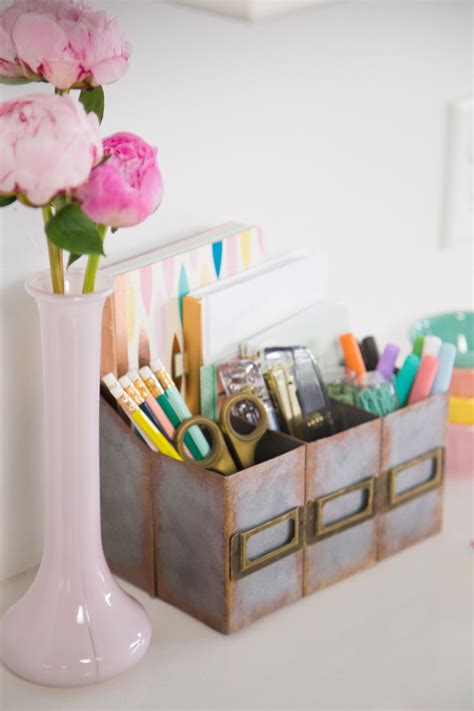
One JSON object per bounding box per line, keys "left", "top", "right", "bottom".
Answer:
{"left": 27, "top": 271, "right": 114, "bottom": 568}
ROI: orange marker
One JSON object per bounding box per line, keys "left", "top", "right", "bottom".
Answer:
{"left": 339, "top": 333, "right": 366, "bottom": 377}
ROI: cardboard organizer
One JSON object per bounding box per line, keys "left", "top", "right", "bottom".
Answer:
{"left": 100, "top": 390, "right": 448, "bottom": 634}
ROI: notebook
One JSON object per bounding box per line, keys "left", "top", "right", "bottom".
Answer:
{"left": 183, "top": 252, "right": 328, "bottom": 412}
{"left": 99, "top": 222, "right": 265, "bottom": 385}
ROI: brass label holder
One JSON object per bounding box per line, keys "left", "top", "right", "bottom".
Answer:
{"left": 305, "top": 477, "right": 376, "bottom": 545}
{"left": 379, "top": 446, "right": 444, "bottom": 511}
{"left": 230, "top": 506, "right": 305, "bottom": 580}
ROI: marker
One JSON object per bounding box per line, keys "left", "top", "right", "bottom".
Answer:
{"left": 339, "top": 333, "right": 366, "bottom": 377}
{"left": 103, "top": 372, "right": 158, "bottom": 451}
{"left": 395, "top": 354, "right": 420, "bottom": 407}
{"left": 128, "top": 369, "right": 175, "bottom": 442}
{"left": 422, "top": 335, "right": 442, "bottom": 359}
{"left": 408, "top": 355, "right": 439, "bottom": 404}
{"left": 412, "top": 335, "right": 424, "bottom": 358}
{"left": 118, "top": 374, "right": 163, "bottom": 434}
{"left": 377, "top": 343, "right": 400, "bottom": 380}
{"left": 360, "top": 336, "right": 380, "bottom": 371}
{"left": 109, "top": 383, "right": 182, "bottom": 461}
{"left": 151, "top": 358, "right": 211, "bottom": 459}
{"left": 431, "top": 343, "right": 456, "bottom": 394}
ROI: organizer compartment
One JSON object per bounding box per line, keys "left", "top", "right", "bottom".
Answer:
{"left": 377, "top": 392, "right": 448, "bottom": 559}
{"left": 303, "top": 400, "right": 382, "bottom": 594}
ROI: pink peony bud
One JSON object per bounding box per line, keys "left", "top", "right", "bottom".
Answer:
{"left": 0, "top": 92, "right": 103, "bottom": 205}
{"left": 0, "top": 0, "right": 131, "bottom": 90}
{"left": 76, "top": 132, "right": 163, "bottom": 228}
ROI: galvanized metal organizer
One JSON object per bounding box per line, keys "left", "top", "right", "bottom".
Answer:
{"left": 100, "top": 392, "right": 448, "bottom": 634}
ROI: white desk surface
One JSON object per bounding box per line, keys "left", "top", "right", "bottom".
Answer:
{"left": 1, "top": 479, "right": 472, "bottom": 711}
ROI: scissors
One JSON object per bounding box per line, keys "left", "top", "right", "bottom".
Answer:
{"left": 175, "top": 392, "right": 268, "bottom": 475}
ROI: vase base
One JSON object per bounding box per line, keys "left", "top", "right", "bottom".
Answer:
{"left": 1, "top": 575, "right": 152, "bottom": 688}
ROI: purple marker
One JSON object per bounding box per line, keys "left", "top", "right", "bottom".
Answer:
{"left": 377, "top": 343, "right": 400, "bottom": 380}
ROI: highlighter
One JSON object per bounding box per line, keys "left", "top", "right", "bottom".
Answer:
{"left": 412, "top": 335, "right": 424, "bottom": 358}
{"left": 395, "top": 354, "right": 420, "bottom": 407}
{"left": 103, "top": 372, "right": 158, "bottom": 452}
{"left": 377, "top": 343, "right": 400, "bottom": 380}
{"left": 109, "top": 383, "right": 182, "bottom": 461}
{"left": 151, "top": 358, "right": 210, "bottom": 459}
{"left": 118, "top": 374, "right": 163, "bottom": 434}
{"left": 128, "top": 369, "right": 175, "bottom": 442}
{"left": 431, "top": 343, "right": 456, "bottom": 394}
{"left": 408, "top": 355, "right": 439, "bottom": 405}
{"left": 360, "top": 336, "right": 380, "bottom": 371}
{"left": 422, "top": 335, "right": 442, "bottom": 359}
{"left": 339, "top": 333, "right": 366, "bottom": 377}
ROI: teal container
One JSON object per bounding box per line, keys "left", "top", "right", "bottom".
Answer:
{"left": 409, "top": 311, "right": 474, "bottom": 369}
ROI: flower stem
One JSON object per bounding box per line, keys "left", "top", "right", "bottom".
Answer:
{"left": 82, "top": 225, "right": 107, "bottom": 294}
{"left": 42, "top": 206, "right": 64, "bottom": 294}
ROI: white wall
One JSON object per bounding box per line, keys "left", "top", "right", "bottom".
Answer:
{"left": 0, "top": 0, "right": 472, "bottom": 580}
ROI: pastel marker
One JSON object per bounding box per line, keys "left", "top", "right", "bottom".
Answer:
{"left": 395, "top": 354, "right": 420, "bottom": 407}
{"left": 102, "top": 372, "right": 157, "bottom": 452}
{"left": 128, "top": 369, "right": 175, "bottom": 442}
{"left": 377, "top": 343, "right": 400, "bottom": 380}
{"left": 339, "top": 333, "right": 366, "bottom": 377}
{"left": 118, "top": 374, "right": 164, "bottom": 434}
{"left": 422, "top": 335, "right": 442, "bottom": 359}
{"left": 431, "top": 343, "right": 456, "bottom": 394}
{"left": 408, "top": 355, "right": 439, "bottom": 405}
{"left": 360, "top": 336, "right": 380, "bottom": 371}
{"left": 151, "top": 358, "right": 210, "bottom": 459}
{"left": 109, "top": 384, "right": 182, "bottom": 461}
{"left": 412, "top": 335, "right": 424, "bottom": 358}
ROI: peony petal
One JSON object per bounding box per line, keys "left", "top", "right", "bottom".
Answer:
{"left": 42, "top": 59, "right": 81, "bottom": 90}
{"left": 90, "top": 55, "right": 128, "bottom": 86}
{"left": 11, "top": 13, "right": 69, "bottom": 76}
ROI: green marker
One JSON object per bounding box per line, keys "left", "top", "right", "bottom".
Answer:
{"left": 412, "top": 335, "right": 424, "bottom": 358}
{"left": 396, "top": 354, "right": 420, "bottom": 407}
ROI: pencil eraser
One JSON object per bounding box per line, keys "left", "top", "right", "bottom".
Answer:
{"left": 431, "top": 343, "right": 457, "bottom": 394}
{"left": 422, "top": 335, "right": 442, "bottom": 358}
{"left": 102, "top": 372, "right": 118, "bottom": 389}
{"left": 377, "top": 343, "right": 400, "bottom": 380}
{"left": 118, "top": 374, "right": 131, "bottom": 388}
{"left": 408, "top": 355, "right": 439, "bottom": 404}
{"left": 151, "top": 358, "right": 164, "bottom": 372}
{"left": 127, "top": 369, "right": 140, "bottom": 381}
{"left": 110, "top": 383, "right": 124, "bottom": 399}
{"left": 139, "top": 366, "right": 153, "bottom": 379}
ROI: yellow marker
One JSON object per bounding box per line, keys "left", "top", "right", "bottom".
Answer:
{"left": 109, "top": 383, "right": 183, "bottom": 462}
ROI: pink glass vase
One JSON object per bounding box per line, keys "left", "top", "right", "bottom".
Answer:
{"left": 1, "top": 270, "right": 151, "bottom": 687}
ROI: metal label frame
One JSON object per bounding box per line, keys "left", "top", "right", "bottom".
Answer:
{"left": 381, "top": 446, "right": 444, "bottom": 511}
{"left": 230, "top": 506, "right": 305, "bottom": 580}
{"left": 306, "top": 477, "right": 376, "bottom": 545}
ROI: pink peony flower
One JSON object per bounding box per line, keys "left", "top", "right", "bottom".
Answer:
{"left": 0, "top": 92, "right": 103, "bottom": 205}
{"left": 76, "top": 132, "right": 163, "bottom": 228}
{"left": 0, "top": 0, "right": 131, "bottom": 90}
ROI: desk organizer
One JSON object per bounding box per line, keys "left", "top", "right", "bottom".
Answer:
{"left": 100, "top": 392, "right": 448, "bottom": 634}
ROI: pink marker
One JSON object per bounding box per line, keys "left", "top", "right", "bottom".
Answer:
{"left": 408, "top": 355, "right": 439, "bottom": 404}
{"left": 127, "top": 369, "right": 176, "bottom": 442}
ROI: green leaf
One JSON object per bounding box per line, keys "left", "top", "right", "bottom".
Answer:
{"left": 79, "top": 85, "right": 104, "bottom": 123}
{"left": 67, "top": 252, "right": 83, "bottom": 268}
{"left": 0, "top": 76, "right": 33, "bottom": 85}
{"left": 46, "top": 204, "right": 105, "bottom": 256}
{"left": 0, "top": 195, "right": 16, "bottom": 207}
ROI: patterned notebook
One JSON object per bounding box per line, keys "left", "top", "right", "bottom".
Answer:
{"left": 99, "top": 222, "right": 265, "bottom": 388}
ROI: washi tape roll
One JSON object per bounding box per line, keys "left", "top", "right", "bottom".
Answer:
{"left": 449, "top": 396, "right": 474, "bottom": 425}
{"left": 450, "top": 369, "right": 474, "bottom": 398}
